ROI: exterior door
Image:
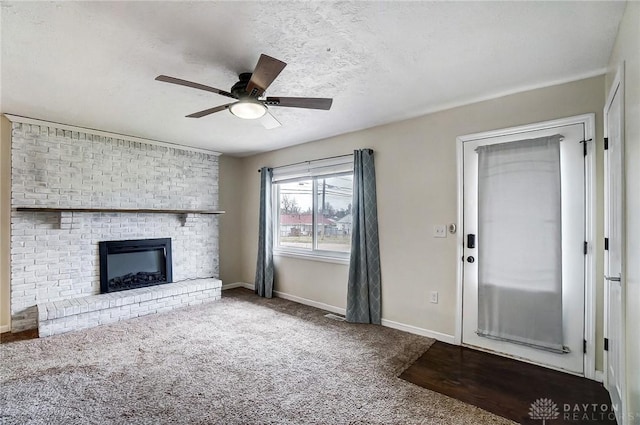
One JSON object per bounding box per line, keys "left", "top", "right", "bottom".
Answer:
{"left": 604, "top": 71, "right": 625, "bottom": 424}
{"left": 462, "top": 121, "right": 586, "bottom": 375}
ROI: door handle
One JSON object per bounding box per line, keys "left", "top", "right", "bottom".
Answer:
{"left": 605, "top": 275, "right": 621, "bottom": 282}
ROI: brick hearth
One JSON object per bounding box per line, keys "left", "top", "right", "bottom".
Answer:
{"left": 38, "top": 278, "right": 221, "bottom": 337}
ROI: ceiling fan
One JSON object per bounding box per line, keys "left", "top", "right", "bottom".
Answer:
{"left": 155, "top": 54, "right": 333, "bottom": 129}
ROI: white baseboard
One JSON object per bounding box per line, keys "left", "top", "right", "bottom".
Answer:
{"left": 269, "top": 286, "right": 455, "bottom": 344}
{"left": 380, "top": 318, "right": 456, "bottom": 344}
{"left": 0, "top": 324, "right": 11, "bottom": 333}
{"left": 273, "top": 290, "right": 347, "bottom": 316}
{"left": 222, "top": 282, "right": 254, "bottom": 291}
{"left": 595, "top": 370, "right": 604, "bottom": 383}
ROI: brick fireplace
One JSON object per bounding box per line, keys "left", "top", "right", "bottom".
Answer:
{"left": 8, "top": 116, "right": 222, "bottom": 334}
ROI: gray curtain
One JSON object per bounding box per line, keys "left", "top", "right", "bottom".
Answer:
{"left": 346, "top": 149, "right": 381, "bottom": 324}
{"left": 476, "top": 135, "right": 564, "bottom": 353}
{"left": 255, "top": 167, "right": 274, "bottom": 298}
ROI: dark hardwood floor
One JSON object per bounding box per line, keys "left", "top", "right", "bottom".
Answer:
{"left": 0, "top": 329, "right": 38, "bottom": 344}
{"left": 400, "top": 342, "right": 616, "bottom": 424}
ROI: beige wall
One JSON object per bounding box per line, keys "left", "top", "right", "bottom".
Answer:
{"left": 237, "top": 76, "right": 605, "bottom": 356}
{"left": 606, "top": 2, "right": 640, "bottom": 422}
{"left": 1, "top": 116, "right": 11, "bottom": 332}
{"left": 218, "top": 155, "right": 245, "bottom": 284}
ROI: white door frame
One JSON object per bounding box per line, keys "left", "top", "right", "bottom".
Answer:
{"left": 603, "top": 63, "right": 626, "bottom": 422}
{"left": 454, "top": 114, "right": 597, "bottom": 380}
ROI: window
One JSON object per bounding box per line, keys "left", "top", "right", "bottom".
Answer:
{"left": 273, "top": 156, "right": 353, "bottom": 259}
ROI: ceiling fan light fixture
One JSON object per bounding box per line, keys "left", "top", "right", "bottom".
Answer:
{"left": 229, "top": 99, "right": 267, "bottom": 120}
{"left": 156, "top": 54, "right": 333, "bottom": 127}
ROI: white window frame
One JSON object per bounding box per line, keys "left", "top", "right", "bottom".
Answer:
{"left": 272, "top": 155, "right": 354, "bottom": 264}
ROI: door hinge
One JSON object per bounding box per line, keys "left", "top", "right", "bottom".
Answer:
{"left": 605, "top": 238, "right": 609, "bottom": 250}
{"left": 584, "top": 241, "right": 588, "bottom": 255}
{"left": 604, "top": 338, "right": 609, "bottom": 351}
{"left": 583, "top": 339, "right": 587, "bottom": 354}
{"left": 604, "top": 137, "right": 609, "bottom": 150}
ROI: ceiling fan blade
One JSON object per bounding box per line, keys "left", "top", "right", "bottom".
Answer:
{"left": 245, "top": 54, "right": 287, "bottom": 97}
{"left": 186, "top": 103, "right": 236, "bottom": 118}
{"left": 265, "top": 97, "right": 333, "bottom": 110}
{"left": 156, "top": 75, "right": 237, "bottom": 100}
{"left": 260, "top": 111, "right": 282, "bottom": 130}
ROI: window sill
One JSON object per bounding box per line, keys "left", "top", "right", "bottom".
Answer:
{"left": 274, "top": 250, "right": 350, "bottom": 265}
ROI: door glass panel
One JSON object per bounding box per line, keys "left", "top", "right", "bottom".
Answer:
{"left": 476, "top": 135, "right": 564, "bottom": 352}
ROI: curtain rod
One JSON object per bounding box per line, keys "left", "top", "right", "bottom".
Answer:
{"left": 258, "top": 152, "right": 355, "bottom": 173}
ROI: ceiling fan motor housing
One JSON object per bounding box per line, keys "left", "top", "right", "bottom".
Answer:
{"left": 231, "top": 73, "right": 253, "bottom": 98}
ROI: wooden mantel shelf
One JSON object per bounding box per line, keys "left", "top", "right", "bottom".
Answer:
{"left": 14, "top": 207, "right": 225, "bottom": 214}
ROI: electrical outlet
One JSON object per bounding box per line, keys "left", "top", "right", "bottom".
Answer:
{"left": 433, "top": 225, "right": 446, "bottom": 238}
{"left": 430, "top": 291, "right": 439, "bottom": 304}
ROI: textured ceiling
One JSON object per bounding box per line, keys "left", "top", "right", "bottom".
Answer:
{"left": 1, "top": 1, "right": 626, "bottom": 156}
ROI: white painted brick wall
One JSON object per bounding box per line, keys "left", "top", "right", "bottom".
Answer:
{"left": 10, "top": 122, "right": 220, "bottom": 331}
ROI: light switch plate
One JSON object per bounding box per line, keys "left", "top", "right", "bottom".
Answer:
{"left": 433, "top": 225, "right": 447, "bottom": 238}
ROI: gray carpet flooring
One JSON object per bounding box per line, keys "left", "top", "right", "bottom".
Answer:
{"left": 1, "top": 288, "right": 514, "bottom": 424}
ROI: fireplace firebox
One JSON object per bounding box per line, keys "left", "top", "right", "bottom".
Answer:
{"left": 99, "top": 238, "right": 173, "bottom": 293}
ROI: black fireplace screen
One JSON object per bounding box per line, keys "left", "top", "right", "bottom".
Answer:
{"left": 99, "top": 238, "right": 173, "bottom": 293}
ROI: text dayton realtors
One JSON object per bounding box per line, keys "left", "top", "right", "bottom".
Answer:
{"left": 562, "top": 403, "right": 616, "bottom": 422}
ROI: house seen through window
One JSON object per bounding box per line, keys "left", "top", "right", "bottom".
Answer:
{"left": 275, "top": 172, "right": 353, "bottom": 256}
